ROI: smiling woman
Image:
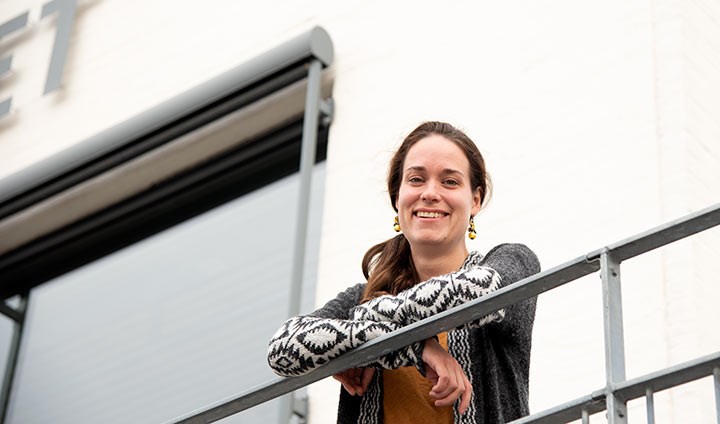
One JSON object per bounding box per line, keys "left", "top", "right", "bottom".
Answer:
{"left": 268, "top": 121, "right": 540, "bottom": 424}
{"left": 395, "top": 134, "right": 483, "bottom": 275}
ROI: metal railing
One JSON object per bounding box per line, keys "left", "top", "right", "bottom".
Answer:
{"left": 169, "top": 202, "right": 720, "bottom": 424}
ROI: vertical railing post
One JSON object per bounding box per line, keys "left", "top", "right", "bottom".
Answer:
{"left": 0, "top": 292, "right": 29, "bottom": 424}
{"left": 581, "top": 408, "right": 589, "bottom": 424}
{"left": 600, "top": 249, "right": 628, "bottom": 424}
{"left": 645, "top": 387, "right": 655, "bottom": 424}
{"left": 288, "top": 58, "right": 323, "bottom": 319}
{"left": 279, "top": 58, "right": 324, "bottom": 424}
{"left": 714, "top": 367, "right": 720, "bottom": 423}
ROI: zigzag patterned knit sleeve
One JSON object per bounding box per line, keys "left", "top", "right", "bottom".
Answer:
{"left": 350, "top": 265, "right": 504, "bottom": 329}
{"left": 267, "top": 315, "right": 424, "bottom": 377}
{"left": 267, "top": 259, "right": 506, "bottom": 377}
{"left": 268, "top": 283, "right": 426, "bottom": 377}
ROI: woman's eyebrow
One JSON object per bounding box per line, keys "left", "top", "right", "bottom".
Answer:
{"left": 405, "top": 166, "right": 464, "bottom": 176}
{"left": 441, "top": 168, "right": 464, "bottom": 176}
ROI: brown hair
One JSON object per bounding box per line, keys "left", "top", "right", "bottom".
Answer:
{"left": 360, "top": 121, "right": 492, "bottom": 302}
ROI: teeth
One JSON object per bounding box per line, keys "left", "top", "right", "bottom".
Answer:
{"left": 416, "top": 211, "right": 444, "bottom": 218}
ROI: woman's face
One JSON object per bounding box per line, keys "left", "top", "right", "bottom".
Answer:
{"left": 395, "top": 135, "right": 482, "bottom": 252}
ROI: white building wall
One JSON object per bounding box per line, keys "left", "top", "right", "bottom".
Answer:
{"left": 648, "top": 0, "right": 720, "bottom": 421}
{"left": 315, "top": 1, "right": 720, "bottom": 423}
{"left": 1, "top": 0, "right": 718, "bottom": 423}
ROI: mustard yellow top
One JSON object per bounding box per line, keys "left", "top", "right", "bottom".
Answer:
{"left": 383, "top": 332, "right": 453, "bottom": 423}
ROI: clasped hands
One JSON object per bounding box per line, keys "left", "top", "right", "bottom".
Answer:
{"left": 332, "top": 338, "right": 472, "bottom": 415}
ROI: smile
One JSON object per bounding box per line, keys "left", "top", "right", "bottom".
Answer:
{"left": 415, "top": 211, "right": 447, "bottom": 218}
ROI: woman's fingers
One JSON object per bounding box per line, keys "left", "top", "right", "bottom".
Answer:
{"left": 333, "top": 368, "right": 374, "bottom": 396}
{"left": 423, "top": 339, "right": 459, "bottom": 399}
{"left": 431, "top": 371, "right": 463, "bottom": 406}
{"left": 357, "top": 367, "right": 375, "bottom": 396}
{"left": 429, "top": 366, "right": 458, "bottom": 399}
{"left": 457, "top": 372, "right": 473, "bottom": 415}
{"left": 422, "top": 337, "right": 473, "bottom": 414}
{"left": 432, "top": 367, "right": 473, "bottom": 414}
{"left": 349, "top": 368, "right": 361, "bottom": 387}
{"left": 333, "top": 370, "right": 356, "bottom": 395}
{"left": 332, "top": 372, "right": 354, "bottom": 395}
{"left": 423, "top": 339, "right": 451, "bottom": 394}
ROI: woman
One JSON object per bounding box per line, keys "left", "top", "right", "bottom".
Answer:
{"left": 268, "top": 121, "right": 540, "bottom": 423}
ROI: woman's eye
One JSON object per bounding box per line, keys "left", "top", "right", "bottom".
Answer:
{"left": 408, "top": 176, "right": 423, "bottom": 183}
{"left": 443, "top": 179, "right": 459, "bottom": 186}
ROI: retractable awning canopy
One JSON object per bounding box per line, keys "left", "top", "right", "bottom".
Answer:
{"left": 0, "top": 26, "right": 334, "bottom": 298}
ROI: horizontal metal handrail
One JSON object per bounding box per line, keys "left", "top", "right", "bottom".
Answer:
{"left": 509, "top": 394, "right": 607, "bottom": 424}
{"left": 168, "top": 202, "right": 720, "bottom": 424}
{"left": 510, "top": 351, "right": 720, "bottom": 423}
{"left": 585, "top": 202, "right": 720, "bottom": 263}
{"left": 168, "top": 258, "right": 599, "bottom": 424}
{"left": 615, "top": 351, "right": 720, "bottom": 401}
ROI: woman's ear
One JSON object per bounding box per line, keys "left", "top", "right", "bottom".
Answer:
{"left": 471, "top": 187, "right": 482, "bottom": 215}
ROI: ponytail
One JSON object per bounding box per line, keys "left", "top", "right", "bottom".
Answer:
{"left": 360, "top": 234, "right": 420, "bottom": 303}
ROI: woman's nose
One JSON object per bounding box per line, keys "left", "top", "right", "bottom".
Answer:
{"left": 421, "top": 182, "right": 441, "bottom": 202}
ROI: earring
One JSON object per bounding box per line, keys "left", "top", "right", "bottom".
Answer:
{"left": 393, "top": 216, "right": 401, "bottom": 232}
{"left": 468, "top": 216, "right": 477, "bottom": 240}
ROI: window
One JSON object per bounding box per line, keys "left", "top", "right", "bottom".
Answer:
{"left": 0, "top": 27, "right": 333, "bottom": 424}
{"left": 4, "top": 164, "right": 325, "bottom": 423}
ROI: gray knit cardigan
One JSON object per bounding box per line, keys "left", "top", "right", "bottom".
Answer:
{"left": 268, "top": 243, "right": 540, "bottom": 424}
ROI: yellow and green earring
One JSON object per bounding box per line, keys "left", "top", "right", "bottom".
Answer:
{"left": 393, "top": 216, "right": 401, "bottom": 232}
{"left": 468, "top": 216, "right": 477, "bottom": 240}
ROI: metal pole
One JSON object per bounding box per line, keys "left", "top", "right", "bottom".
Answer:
{"left": 288, "top": 59, "right": 322, "bottom": 317}
{"left": 279, "top": 59, "right": 323, "bottom": 424}
{"left": 581, "top": 408, "right": 589, "bottom": 424}
{"left": 714, "top": 367, "right": 720, "bottom": 423}
{"left": 645, "top": 387, "right": 655, "bottom": 424}
{"left": 600, "top": 250, "right": 628, "bottom": 424}
{"left": 0, "top": 293, "right": 29, "bottom": 424}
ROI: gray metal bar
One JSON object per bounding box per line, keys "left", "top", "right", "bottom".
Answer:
{"left": 0, "top": 26, "right": 333, "bottom": 204}
{"left": 614, "top": 352, "right": 720, "bottom": 400}
{"left": 168, "top": 256, "right": 599, "bottom": 424}
{"left": 587, "top": 202, "right": 720, "bottom": 263}
{"left": 509, "top": 392, "right": 606, "bottom": 424}
{"left": 601, "top": 250, "right": 628, "bottom": 423}
{"left": 288, "top": 59, "right": 322, "bottom": 321}
{"left": 279, "top": 59, "right": 323, "bottom": 424}
{"left": 0, "top": 302, "right": 20, "bottom": 322}
{"left": 714, "top": 366, "right": 720, "bottom": 423}
{"left": 169, "top": 203, "right": 720, "bottom": 423}
{"left": 581, "top": 408, "right": 589, "bottom": 424}
{"left": 614, "top": 351, "right": 720, "bottom": 400}
{"left": 645, "top": 387, "right": 655, "bottom": 424}
{"left": 0, "top": 293, "right": 28, "bottom": 424}
{"left": 514, "top": 352, "right": 720, "bottom": 424}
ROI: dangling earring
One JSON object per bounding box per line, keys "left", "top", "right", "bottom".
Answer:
{"left": 468, "top": 216, "right": 477, "bottom": 240}
{"left": 393, "top": 216, "right": 401, "bottom": 232}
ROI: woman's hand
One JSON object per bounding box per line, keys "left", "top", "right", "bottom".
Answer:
{"left": 422, "top": 338, "right": 473, "bottom": 414}
{"left": 332, "top": 367, "right": 375, "bottom": 396}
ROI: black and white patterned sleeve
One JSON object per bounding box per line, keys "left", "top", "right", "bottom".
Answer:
{"left": 268, "top": 283, "right": 425, "bottom": 377}
{"left": 267, "top": 258, "right": 510, "bottom": 377}
{"left": 350, "top": 265, "right": 504, "bottom": 329}
{"left": 267, "top": 315, "right": 424, "bottom": 377}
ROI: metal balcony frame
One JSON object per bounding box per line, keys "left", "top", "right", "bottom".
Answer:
{"left": 168, "top": 202, "right": 720, "bottom": 424}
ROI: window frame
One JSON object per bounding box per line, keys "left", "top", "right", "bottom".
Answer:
{"left": 0, "top": 27, "right": 334, "bottom": 298}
